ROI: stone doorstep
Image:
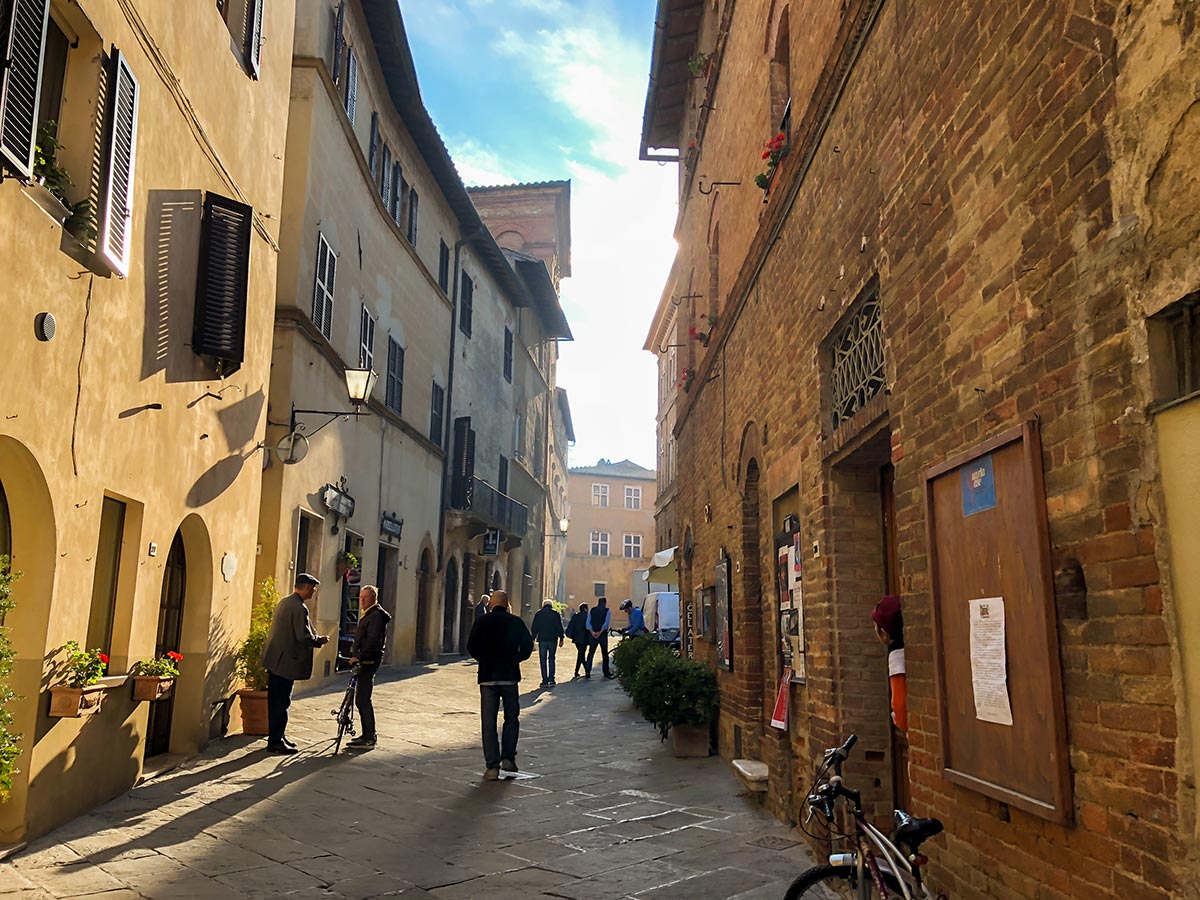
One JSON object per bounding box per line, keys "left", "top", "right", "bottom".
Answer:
{"left": 730, "top": 760, "right": 769, "bottom": 794}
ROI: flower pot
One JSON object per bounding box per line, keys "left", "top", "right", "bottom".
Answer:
{"left": 49, "top": 684, "right": 107, "bottom": 718}
{"left": 132, "top": 676, "right": 175, "bottom": 702}
{"left": 238, "top": 689, "right": 269, "bottom": 735}
{"left": 22, "top": 180, "right": 70, "bottom": 225}
{"left": 671, "top": 723, "right": 710, "bottom": 758}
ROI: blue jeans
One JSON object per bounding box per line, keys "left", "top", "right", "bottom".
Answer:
{"left": 538, "top": 642, "right": 557, "bottom": 683}
{"left": 480, "top": 684, "right": 520, "bottom": 769}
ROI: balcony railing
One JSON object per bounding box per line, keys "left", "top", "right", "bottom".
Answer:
{"left": 451, "top": 475, "right": 529, "bottom": 536}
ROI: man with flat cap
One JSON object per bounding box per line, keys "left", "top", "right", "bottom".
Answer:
{"left": 261, "top": 573, "right": 329, "bottom": 753}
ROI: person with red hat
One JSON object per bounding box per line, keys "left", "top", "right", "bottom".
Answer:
{"left": 871, "top": 595, "right": 907, "bottom": 733}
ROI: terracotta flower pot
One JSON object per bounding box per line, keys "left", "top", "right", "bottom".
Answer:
{"left": 238, "top": 689, "right": 269, "bottom": 735}
{"left": 671, "top": 723, "right": 710, "bottom": 758}
{"left": 132, "top": 676, "right": 175, "bottom": 702}
{"left": 49, "top": 684, "right": 107, "bottom": 718}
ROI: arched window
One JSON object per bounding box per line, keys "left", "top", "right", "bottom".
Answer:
{"left": 768, "top": 4, "right": 791, "bottom": 132}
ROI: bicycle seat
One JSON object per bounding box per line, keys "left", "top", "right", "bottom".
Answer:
{"left": 893, "top": 811, "right": 943, "bottom": 849}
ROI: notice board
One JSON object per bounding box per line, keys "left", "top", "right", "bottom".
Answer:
{"left": 924, "top": 421, "right": 1072, "bottom": 823}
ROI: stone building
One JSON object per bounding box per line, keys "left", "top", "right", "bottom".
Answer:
{"left": 644, "top": 264, "right": 683, "bottom": 555}
{"left": 565, "top": 460, "right": 657, "bottom": 627}
{"left": 641, "top": 0, "right": 1200, "bottom": 896}
{"left": 0, "top": 0, "right": 296, "bottom": 839}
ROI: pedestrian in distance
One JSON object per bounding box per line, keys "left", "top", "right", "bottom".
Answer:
{"left": 346, "top": 584, "right": 391, "bottom": 750}
{"left": 566, "top": 602, "right": 590, "bottom": 679}
{"left": 261, "top": 573, "right": 330, "bottom": 754}
{"left": 474, "top": 593, "right": 490, "bottom": 621}
{"left": 466, "top": 589, "right": 534, "bottom": 780}
{"left": 620, "top": 599, "right": 647, "bottom": 636}
{"left": 872, "top": 594, "right": 907, "bottom": 733}
{"left": 585, "top": 596, "right": 615, "bottom": 680}
{"left": 531, "top": 599, "right": 566, "bottom": 687}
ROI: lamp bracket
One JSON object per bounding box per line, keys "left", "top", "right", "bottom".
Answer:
{"left": 290, "top": 404, "right": 364, "bottom": 438}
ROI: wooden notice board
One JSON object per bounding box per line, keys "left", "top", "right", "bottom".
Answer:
{"left": 924, "top": 421, "right": 1072, "bottom": 823}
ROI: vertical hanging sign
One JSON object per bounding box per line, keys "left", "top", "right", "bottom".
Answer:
{"left": 715, "top": 553, "right": 731, "bottom": 671}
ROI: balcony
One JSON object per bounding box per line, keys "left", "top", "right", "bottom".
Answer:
{"left": 452, "top": 476, "right": 529, "bottom": 536}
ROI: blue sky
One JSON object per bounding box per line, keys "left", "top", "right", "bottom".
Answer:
{"left": 403, "top": 0, "right": 678, "bottom": 473}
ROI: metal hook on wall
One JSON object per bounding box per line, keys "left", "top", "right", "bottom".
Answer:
{"left": 698, "top": 177, "right": 741, "bottom": 196}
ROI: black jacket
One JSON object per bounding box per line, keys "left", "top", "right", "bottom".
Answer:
{"left": 531, "top": 606, "right": 566, "bottom": 643}
{"left": 467, "top": 608, "right": 534, "bottom": 683}
{"left": 350, "top": 604, "right": 392, "bottom": 667}
{"left": 566, "top": 610, "right": 590, "bottom": 645}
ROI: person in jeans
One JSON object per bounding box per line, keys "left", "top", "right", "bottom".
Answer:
{"left": 346, "top": 584, "right": 392, "bottom": 750}
{"left": 585, "top": 596, "right": 615, "bottom": 680}
{"left": 261, "top": 574, "right": 329, "bottom": 754}
{"left": 566, "top": 602, "right": 590, "bottom": 678}
{"left": 466, "top": 590, "right": 534, "bottom": 780}
{"left": 530, "top": 599, "right": 566, "bottom": 687}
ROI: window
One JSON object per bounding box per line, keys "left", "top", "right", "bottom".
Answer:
{"left": 87, "top": 497, "right": 127, "bottom": 656}
{"left": 215, "top": 0, "right": 262, "bottom": 76}
{"left": 438, "top": 240, "right": 450, "bottom": 293}
{"left": 429, "top": 381, "right": 445, "bottom": 444}
{"left": 406, "top": 188, "right": 419, "bottom": 245}
{"left": 503, "top": 327, "right": 514, "bottom": 382}
{"left": 829, "top": 287, "right": 885, "bottom": 429}
{"left": 330, "top": 0, "right": 345, "bottom": 82}
{"left": 590, "top": 531, "right": 610, "bottom": 557}
{"left": 1150, "top": 293, "right": 1200, "bottom": 404}
{"left": 593, "top": 582, "right": 606, "bottom": 598}
{"left": 390, "top": 161, "right": 403, "bottom": 225}
{"left": 498, "top": 456, "right": 509, "bottom": 495}
{"left": 192, "top": 193, "right": 253, "bottom": 376}
{"left": 100, "top": 51, "right": 140, "bottom": 276}
{"left": 513, "top": 414, "right": 524, "bottom": 461}
{"left": 312, "top": 233, "right": 336, "bottom": 339}
{"left": 36, "top": 18, "right": 69, "bottom": 137}
{"left": 0, "top": 0, "right": 49, "bottom": 178}
{"left": 623, "top": 533, "right": 642, "bottom": 559}
{"left": 385, "top": 337, "right": 404, "bottom": 414}
{"left": 591, "top": 483, "right": 609, "bottom": 507}
{"left": 344, "top": 48, "right": 358, "bottom": 123}
{"left": 459, "top": 274, "right": 473, "bottom": 336}
{"left": 369, "top": 113, "right": 380, "bottom": 180}
{"left": 625, "top": 486, "right": 642, "bottom": 509}
{"left": 358, "top": 305, "right": 376, "bottom": 371}
{"left": 246, "top": 0, "right": 264, "bottom": 77}
{"left": 380, "top": 145, "right": 392, "bottom": 205}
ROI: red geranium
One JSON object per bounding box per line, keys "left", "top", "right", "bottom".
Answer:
{"left": 167, "top": 651, "right": 183, "bottom": 662}
{"left": 98, "top": 653, "right": 110, "bottom": 665}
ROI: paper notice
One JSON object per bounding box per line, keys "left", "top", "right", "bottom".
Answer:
{"left": 969, "top": 597, "right": 1013, "bottom": 726}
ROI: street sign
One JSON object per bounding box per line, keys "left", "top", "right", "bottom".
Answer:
{"left": 481, "top": 529, "right": 500, "bottom": 557}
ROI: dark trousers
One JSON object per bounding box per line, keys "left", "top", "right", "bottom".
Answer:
{"left": 355, "top": 664, "right": 379, "bottom": 739}
{"left": 480, "top": 684, "right": 520, "bottom": 769}
{"left": 586, "top": 631, "right": 611, "bottom": 676}
{"left": 267, "top": 672, "right": 294, "bottom": 744}
{"left": 572, "top": 641, "right": 588, "bottom": 675}
{"left": 538, "top": 642, "right": 557, "bottom": 683}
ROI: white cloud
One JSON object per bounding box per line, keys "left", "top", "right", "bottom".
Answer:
{"left": 447, "top": 137, "right": 523, "bottom": 187}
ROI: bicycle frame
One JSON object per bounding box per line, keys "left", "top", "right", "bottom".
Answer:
{"left": 829, "top": 810, "right": 930, "bottom": 900}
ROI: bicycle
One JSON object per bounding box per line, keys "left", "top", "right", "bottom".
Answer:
{"left": 330, "top": 657, "right": 361, "bottom": 753}
{"left": 784, "top": 735, "right": 945, "bottom": 900}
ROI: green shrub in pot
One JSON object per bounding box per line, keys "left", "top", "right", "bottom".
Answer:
{"left": 631, "top": 653, "right": 719, "bottom": 741}
{"left": 612, "top": 634, "right": 673, "bottom": 695}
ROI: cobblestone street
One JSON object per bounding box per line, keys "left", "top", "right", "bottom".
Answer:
{"left": 2, "top": 661, "right": 815, "bottom": 900}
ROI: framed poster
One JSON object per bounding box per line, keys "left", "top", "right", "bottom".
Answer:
{"left": 924, "top": 421, "right": 1071, "bottom": 824}
{"left": 776, "top": 543, "right": 805, "bottom": 682}
{"left": 715, "top": 553, "right": 731, "bottom": 671}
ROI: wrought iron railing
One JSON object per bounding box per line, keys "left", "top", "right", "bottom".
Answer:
{"left": 452, "top": 475, "right": 529, "bottom": 536}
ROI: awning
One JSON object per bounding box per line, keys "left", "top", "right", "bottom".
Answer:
{"left": 644, "top": 546, "right": 678, "bottom": 586}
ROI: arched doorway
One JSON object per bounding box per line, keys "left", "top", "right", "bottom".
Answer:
{"left": 415, "top": 549, "right": 433, "bottom": 661}
{"left": 146, "top": 531, "right": 186, "bottom": 758}
{"left": 442, "top": 558, "right": 458, "bottom": 654}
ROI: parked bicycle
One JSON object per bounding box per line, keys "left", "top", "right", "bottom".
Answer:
{"left": 331, "top": 656, "right": 361, "bottom": 753}
{"left": 785, "top": 735, "right": 945, "bottom": 900}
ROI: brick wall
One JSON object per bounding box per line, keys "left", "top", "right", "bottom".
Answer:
{"left": 662, "top": 0, "right": 1200, "bottom": 896}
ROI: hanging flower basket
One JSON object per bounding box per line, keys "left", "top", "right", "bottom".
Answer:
{"left": 678, "top": 367, "right": 696, "bottom": 392}
{"left": 49, "top": 684, "right": 108, "bottom": 718}
{"left": 132, "top": 676, "right": 175, "bottom": 702}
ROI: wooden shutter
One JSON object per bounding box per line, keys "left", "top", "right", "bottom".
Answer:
{"left": 386, "top": 337, "right": 404, "bottom": 414}
{"left": 344, "top": 49, "right": 357, "bottom": 123}
{"left": 0, "top": 0, "right": 50, "bottom": 178}
{"left": 246, "top": 0, "right": 264, "bottom": 78}
{"left": 451, "top": 417, "right": 475, "bottom": 507}
{"left": 390, "top": 161, "right": 402, "bottom": 224}
{"left": 100, "top": 50, "right": 140, "bottom": 276}
{"left": 380, "top": 144, "right": 391, "bottom": 204}
{"left": 331, "top": 0, "right": 345, "bottom": 83}
{"left": 430, "top": 381, "right": 444, "bottom": 444}
{"left": 192, "top": 193, "right": 252, "bottom": 376}
{"left": 407, "top": 189, "right": 419, "bottom": 244}
{"left": 368, "top": 111, "right": 379, "bottom": 180}
{"left": 313, "top": 233, "right": 335, "bottom": 339}
{"left": 503, "top": 327, "right": 513, "bottom": 382}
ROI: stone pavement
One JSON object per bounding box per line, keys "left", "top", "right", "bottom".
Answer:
{"left": 1, "top": 659, "right": 819, "bottom": 899}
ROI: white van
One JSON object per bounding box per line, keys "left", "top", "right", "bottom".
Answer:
{"left": 641, "top": 592, "right": 680, "bottom": 645}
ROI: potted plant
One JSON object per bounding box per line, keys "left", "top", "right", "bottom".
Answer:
{"left": 0, "top": 556, "right": 22, "bottom": 802}
{"left": 131, "top": 651, "right": 183, "bottom": 702}
{"left": 49, "top": 641, "right": 111, "bottom": 717}
{"left": 631, "top": 653, "right": 719, "bottom": 757}
{"left": 236, "top": 578, "right": 278, "bottom": 735}
{"left": 335, "top": 550, "right": 358, "bottom": 581}
{"left": 25, "top": 122, "right": 72, "bottom": 225}
{"left": 678, "top": 367, "right": 696, "bottom": 392}
{"left": 753, "top": 132, "right": 789, "bottom": 192}
{"left": 612, "top": 634, "right": 673, "bottom": 699}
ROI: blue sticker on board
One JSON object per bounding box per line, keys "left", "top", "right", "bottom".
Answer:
{"left": 961, "top": 455, "right": 997, "bottom": 517}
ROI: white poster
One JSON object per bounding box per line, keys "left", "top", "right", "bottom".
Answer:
{"left": 969, "top": 597, "right": 1013, "bottom": 726}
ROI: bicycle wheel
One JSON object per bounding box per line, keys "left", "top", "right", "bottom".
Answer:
{"left": 333, "top": 688, "right": 354, "bottom": 753}
{"left": 783, "top": 864, "right": 858, "bottom": 899}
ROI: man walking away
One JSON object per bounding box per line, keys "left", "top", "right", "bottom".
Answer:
{"left": 466, "top": 590, "right": 534, "bottom": 780}
{"left": 475, "top": 594, "right": 490, "bottom": 621}
{"left": 531, "top": 599, "right": 566, "bottom": 687}
{"left": 585, "top": 596, "right": 615, "bottom": 680}
{"left": 566, "top": 602, "right": 590, "bottom": 679}
{"left": 261, "top": 574, "right": 330, "bottom": 754}
{"left": 346, "top": 584, "right": 391, "bottom": 750}
{"left": 620, "top": 599, "right": 647, "bottom": 636}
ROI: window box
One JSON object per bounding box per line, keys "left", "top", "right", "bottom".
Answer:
{"left": 131, "top": 675, "right": 175, "bottom": 703}
{"left": 48, "top": 677, "right": 124, "bottom": 718}
{"left": 22, "top": 180, "right": 70, "bottom": 226}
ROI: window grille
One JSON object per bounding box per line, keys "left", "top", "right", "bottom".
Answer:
{"left": 829, "top": 293, "right": 885, "bottom": 429}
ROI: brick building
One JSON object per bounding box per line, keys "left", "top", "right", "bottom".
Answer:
{"left": 641, "top": 0, "right": 1200, "bottom": 897}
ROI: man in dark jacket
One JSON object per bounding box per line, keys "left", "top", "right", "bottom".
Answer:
{"left": 530, "top": 599, "right": 566, "bottom": 688}
{"left": 566, "top": 602, "right": 590, "bottom": 679}
{"left": 261, "top": 574, "right": 329, "bottom": 753}
{"left": 466, "top": 590, "right": 534, "bottom": 780}
{"left": 585, "top": 596, "right": 615, "bottom": 680}
{"left": 346, "top": 584, "right": 391, "bottom": 750}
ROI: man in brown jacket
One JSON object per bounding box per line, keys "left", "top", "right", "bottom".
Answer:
{"left": 261, "top": 574, "right": 329, "bottom": 754}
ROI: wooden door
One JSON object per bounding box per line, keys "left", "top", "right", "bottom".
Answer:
{"left": 146, "top": 531, "right": 185, "bottom": 758}
{"left": 881, "top": 465, "right": 910, "bottom": 811}
{"left": 415, "top": 550, "right": 432, "bottom": 661}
